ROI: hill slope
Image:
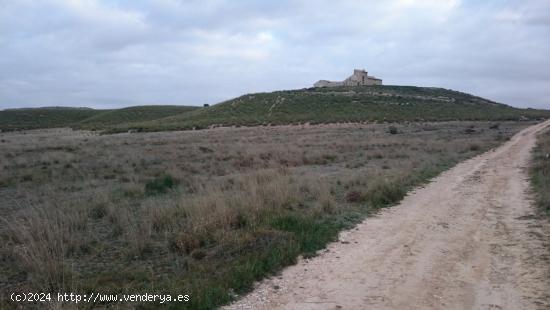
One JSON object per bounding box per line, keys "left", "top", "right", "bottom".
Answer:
{"left": 0, "top": 105, "right": 199, "bottom": 131}
{"left": 76, "top": 105, "right": 199, "bottom": 129}
{"left": 0, "top": 107, "right": 102, "bottom": 131}
{"left": 110, "top": 85, "right": 550, "bottom": 132}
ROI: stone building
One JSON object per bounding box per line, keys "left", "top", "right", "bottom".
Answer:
{"left": 314, "top": 69, "right": 382, "bottom": 87}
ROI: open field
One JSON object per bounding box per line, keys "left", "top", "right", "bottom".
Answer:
{"left": 0, "top": 121, "right": 537, "bottom": 309}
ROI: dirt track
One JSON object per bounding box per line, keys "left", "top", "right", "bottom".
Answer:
{"left": 225, "top": 120, "right": 550, "bottom": 310}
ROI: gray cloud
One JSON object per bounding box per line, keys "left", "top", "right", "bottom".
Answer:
{"left": 1, "top": 0, "right": 549, "bottom": 109}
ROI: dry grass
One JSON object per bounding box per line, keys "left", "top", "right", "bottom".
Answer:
{"left": 531, "top": 128, "right": 550, "bottom": 214}
{"left": 0, "top": 121, "right": 532, "bottom": 308}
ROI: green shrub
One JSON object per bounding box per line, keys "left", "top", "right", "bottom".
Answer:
{"left": 366, "top": 181, "right": 406, "bottom": 207}
{"left": 89, "top": 203, "right": 107, "bottom": 219}
{"left": 469, "top": 144, "right": 481, "bottom": 151}
{"left": 388, "top": 126, "right": 398, "bottom": 134}
{"left": 144, "top": 174, "right": 176, "bottom": 195}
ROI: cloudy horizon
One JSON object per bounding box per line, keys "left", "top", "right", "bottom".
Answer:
{"left": 1, "top": 0, "right": 549, "bottom": 110}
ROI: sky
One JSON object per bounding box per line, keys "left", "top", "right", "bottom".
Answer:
{"left": 1, "top": 0, "right": 549, "bottom": 110}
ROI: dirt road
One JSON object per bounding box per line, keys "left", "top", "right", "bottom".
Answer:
{"left": 225, "top": 120, "right": 550, "bottom": 310}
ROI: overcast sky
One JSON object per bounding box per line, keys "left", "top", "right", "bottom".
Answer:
{"left": 1, "top": 0, "right": 549, "bottom": 110}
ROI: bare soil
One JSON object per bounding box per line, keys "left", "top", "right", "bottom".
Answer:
{"left": 225, "top": 120, "right": 550, "bottom": 310}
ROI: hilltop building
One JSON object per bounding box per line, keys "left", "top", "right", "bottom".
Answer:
{"left": 314, "top": 69, "right": 382, "bottom": 87}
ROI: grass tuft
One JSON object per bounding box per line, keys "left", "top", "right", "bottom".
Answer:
{"left": 145, "top": 174, "right": 176, "bottom": 195}
{"left": 365, "top": 180, "right": 407, "bottom": 207}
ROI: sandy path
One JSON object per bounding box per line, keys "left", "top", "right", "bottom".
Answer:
{"left": 225, "top": 120, "right": 550, "bottom": 310}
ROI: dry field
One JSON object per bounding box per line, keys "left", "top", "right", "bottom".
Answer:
{"left": 531, "top": 127, "right": 550, "bottom": 214}
{"left": 0, "top": 121, "right": 533, "bottom": 309}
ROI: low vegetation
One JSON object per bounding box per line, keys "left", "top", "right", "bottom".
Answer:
{"left": 108, "top": 86, "right": 550, "bottom": 133}
{"left": 2, "top": 86, "right": 548, "bottom": 134}
{"left": 0, "top": 107, "right": 102, "bottom": 131}
{"left": 531, "top": 128, "right": 550, "bottom": 214}
{"left": 0, "top": 121, "right": 531, "bottom": 309}
{"left": 75, "top": 105, "right": 199, "bottom": 130}
{"left": 0, "top": 105, "right": 198, "bottom": 131}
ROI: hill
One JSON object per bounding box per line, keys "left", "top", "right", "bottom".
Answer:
{"left": 3, "top": 86, "right": 548, "bottom": 133}
{"left": 108, "top": 85, "right": 550, "bottom": 132}
{"left": 0, "top": 107, "right": 102, "bottom": 131}
{"left": 75, "top": 105, "right": 199, "bottom": 130}
{"left": 0, "top": 105, "right": 198, "bottom": 131}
